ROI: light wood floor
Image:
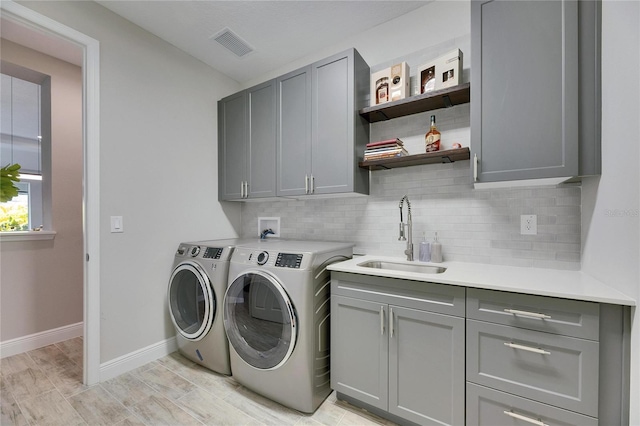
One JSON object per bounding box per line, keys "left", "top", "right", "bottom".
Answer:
{"left": 1, "top": 337, "right": 396, "bottom": 425}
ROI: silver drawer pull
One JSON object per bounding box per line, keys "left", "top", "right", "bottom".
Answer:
{"left": 380, "top": 306, "right": 384, "bottom": 335}
{"left": 503, "top": 410, "right": 549, "bottom": 426}
{"left": 390, "top": 307, "right": 394, "bottom": 338}
{"left": 504, "top": 342, "right": 551, "bottom": 355}
{"left": 504, "top": 308, "right": 551, "bottom": 320}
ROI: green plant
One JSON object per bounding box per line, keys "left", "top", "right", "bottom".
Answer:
{"left": 1, "top": 163, "right": 21, "bottom": 203}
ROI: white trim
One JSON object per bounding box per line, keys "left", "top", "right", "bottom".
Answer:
{"left": 0, "top": 231, "right": 56, "bottom": 242}
{"left": 100, "top": 337, "right": 177, "bottom": 382}
{"left": 0, "top": 322, "right": 83, "bottom": 359}
{"left": 0, "top": 1, "right": 101, "bottom": 386}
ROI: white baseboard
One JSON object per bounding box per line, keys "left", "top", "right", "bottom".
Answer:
{"left": 99, "top": 336, "right": 177, "bottom": 382}
{"left": 0, "top": 322, "right": 83, "bottom": 358}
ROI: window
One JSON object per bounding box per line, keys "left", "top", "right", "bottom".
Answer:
{"left": 0, "top": 68, "right": 50, "bottom": 233}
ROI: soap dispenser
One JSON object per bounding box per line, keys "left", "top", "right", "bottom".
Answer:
{"left": 431, "top": 232, "right": 443, "bottom": 263}
{"left": 418, "top": 232, "right": 431, "bottom": 262}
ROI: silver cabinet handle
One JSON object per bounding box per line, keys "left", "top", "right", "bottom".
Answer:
{"left": 504, "top": 342, "right": 551, "bottom": 355}
{"left": 390, "top": 307, "right": 394, "bottom": 338}
{"left": 503, "top": 410, "right": 549, "bottom": 426}
{"left": 504, "top": 308, "right": 552, "bottom": 320}
{"left": 311, "top": 175, "right": 315, "bottom": 193}
{"left": 305, "top": 175, "right": 309, "bottom": 194}
{"left": 380, "top": 306, "right": 385, "bottom": 335}
{"left": 473, "top": 153, "right": 478, "bottom": 181}
{"left": 244, "top": 181, "right": 249, "bottom": 198}
{"left": 241, "top": 181, "right": 245, "bottom": 198}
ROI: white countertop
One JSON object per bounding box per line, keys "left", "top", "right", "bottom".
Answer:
{"left": 328, "top": 255, "right": 636, "bottom": 306}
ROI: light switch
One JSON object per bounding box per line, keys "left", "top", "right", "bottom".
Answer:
{"left": 110, "top": 216, "right": 124, "bottom": 233}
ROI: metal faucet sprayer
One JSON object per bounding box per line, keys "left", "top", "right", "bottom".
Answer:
{"left": 398, "top": 195, "right": 413, "bottom": 261}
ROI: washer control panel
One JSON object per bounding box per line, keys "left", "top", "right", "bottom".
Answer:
{"left": 275, "top": 253, "right": 303, "bottom": 269}
{"left": 203, "top": 247, "right": 223, "bottom": 259}
{"left": 234, "top": 248, "right": 310, "bottom": 270}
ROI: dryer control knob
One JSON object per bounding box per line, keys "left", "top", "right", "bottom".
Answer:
{"left": 190, "top": 246, "right": 201, "bottom": 257}
{"left": 257, "top": 251, "right": 269, "bottom": 265}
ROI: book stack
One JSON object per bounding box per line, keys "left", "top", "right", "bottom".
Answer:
{"left": 363, "top": 138, "right": 408, "bottom": 161}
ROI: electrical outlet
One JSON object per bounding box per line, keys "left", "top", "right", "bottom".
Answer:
{"left": 520, "top": 214, "right": 537, "bottom": 235}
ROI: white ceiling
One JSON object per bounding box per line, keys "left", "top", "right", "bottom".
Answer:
{"left": 95, "top": 1, "right": 429, "bottom": 83}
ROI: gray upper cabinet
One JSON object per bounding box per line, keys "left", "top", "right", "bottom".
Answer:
{"left": 277, "top": 66, "right": 312, "bottom": 197}
{"left": 277, "top": 48, "right": 370, "bottom": 197}
{"left": 471, "top": 0, "right": 600, "bottom": 185}
{"left": 218, "top": 80, "right": 276, "bottom": 200}
{"left": 218, "top": 90, "right": 246, "bottom": 200}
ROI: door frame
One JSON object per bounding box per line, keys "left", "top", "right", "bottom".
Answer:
{"left": 1, "top": 1, "right": 101, "bottom": 385}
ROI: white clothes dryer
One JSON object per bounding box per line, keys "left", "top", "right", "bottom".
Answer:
{"left": 168, "top": 238, "right": 253, "bottom": 375}
{"left": 223, "top": 239, "right": 353, "bottom": 413}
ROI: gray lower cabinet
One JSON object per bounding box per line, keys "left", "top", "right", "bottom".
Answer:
{"left": 218, "top": 80, "right": 276, "bottom": 201}
{"left": 467, "top": 383, "right": 598, "bottom": 426}
{"left": 331, "top": 273, "right": 465, "bottom": 426}
{"left": 471, "top": 0, "right": 601, "bottom": 184}
{"left": 466, "top": 288, "right": 629, "bottom": 425}
{"left": 277, "top": 48, "right": 370, "bottom": 197}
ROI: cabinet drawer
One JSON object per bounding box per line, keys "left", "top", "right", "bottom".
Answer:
{"left": 331, "top": 272, "right": 465, "bottom": 317}
{"left": 467, "top": 382, "right": 598, "bottom": 426}
{"left": 466, "top": 320, "right": 599, "bottom": 417}
{"left": 467, "top": 288, "right": 599, "bottom": 340}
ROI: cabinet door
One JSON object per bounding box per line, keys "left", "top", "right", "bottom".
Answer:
{"left": 311, "top": 50, "right": 354, "bottom": 194}
{"left": 276, "top": 66, "right": 311, "bottom": 196}
{"left": 388, "top": 306, "right": 465, "bottom": 426}
{"left": 247, "top": 80, "right": 276, "bottom": 198}
{"left": 471, "top": 0, "right": 579, "bottom": 183}
{"left": 331, "top": 295, "right": 388, "bottom": 411}
{"left": 218, "top": 91, "right": 247, "bottom": 200}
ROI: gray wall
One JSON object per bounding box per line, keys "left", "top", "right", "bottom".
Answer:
{"left": 14, "top": 0, "right": 243, "bottom": 363}
{"left": 581, "top": 2, "right": 640, "bottom": 423}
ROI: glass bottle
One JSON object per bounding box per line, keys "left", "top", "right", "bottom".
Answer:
{"left": 376, "top": 77, "right": 389, "bottom": 104}
{"left": 425, "top": 115, "right": 441, "bottom": 152}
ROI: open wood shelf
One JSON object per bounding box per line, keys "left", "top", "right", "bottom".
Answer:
{"left": 359, "top": 147, "right": 470, "bottom": 171}
{"left": 359, "top": 83, "right": 470, "bottom": 123}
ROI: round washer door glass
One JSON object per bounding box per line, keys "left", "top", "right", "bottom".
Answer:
{"left": 168, "top": 262, "right": 215, "bottom": 340}
{"left": 224, "top": 271, "right": 297, "bottom": 370}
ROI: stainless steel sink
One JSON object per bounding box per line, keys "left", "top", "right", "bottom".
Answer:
{"left": 358, "top": 260, "right": 446, "bottom": 274}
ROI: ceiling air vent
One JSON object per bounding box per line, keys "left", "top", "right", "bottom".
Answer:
{"left": 212, "top": 28, "right": 253, "bottom": 58}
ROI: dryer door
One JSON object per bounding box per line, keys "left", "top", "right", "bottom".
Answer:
{"left": 168, "top": 261, "right": 215, "bottom": 340}
{"left": 224, "top": 270, "right": 297, "bottom": 370}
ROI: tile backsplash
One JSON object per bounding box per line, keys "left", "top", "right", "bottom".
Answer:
{"left": 240, "top": 161, "right": 581, "bottom": 270}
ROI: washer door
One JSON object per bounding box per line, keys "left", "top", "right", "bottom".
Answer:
{"left": 168, "top": 261, "right": 215, "bottom": 340}
{"left": 224, "top": 270, "right": 297, "bottom": 370}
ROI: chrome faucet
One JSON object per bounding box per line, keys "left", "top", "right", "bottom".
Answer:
{"left": 398, "top": 195, "right": 413, "bottom": 261}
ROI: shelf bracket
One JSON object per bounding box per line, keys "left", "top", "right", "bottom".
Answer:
{"left": 375, "top": 110, "right": 390, "bottom": 121}
{"left": 443, "top": 95, "right": 453, "bottom": 108}
{"left": 441, "top": 156, "right": 453, "bottom": 163}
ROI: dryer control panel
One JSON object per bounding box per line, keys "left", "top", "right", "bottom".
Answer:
{"left": 275, "top": 253, "right": 303, "bottom": 268}
{"left": 232, "top": 248, "right": 311, "bottom": 270}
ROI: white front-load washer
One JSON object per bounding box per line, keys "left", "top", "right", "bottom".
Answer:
{"left": 223, "top": 239, "right": 353, "bottom": 413}
{"left": 168, "top": 238, "right": 253, "bottom": 375}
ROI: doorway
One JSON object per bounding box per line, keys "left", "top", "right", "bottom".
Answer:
{"left": 1, "top": 1, "right": 101, "bottom": 385}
